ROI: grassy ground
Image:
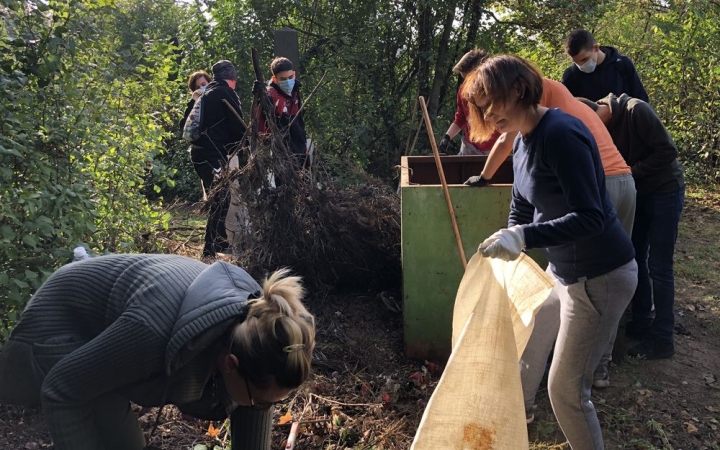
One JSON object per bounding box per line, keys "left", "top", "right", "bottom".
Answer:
{"left": 1, "top": 187, "right": 719, "bottom": 449}
{"left": 150, "top": 186, "right": 720, "bottom": 450}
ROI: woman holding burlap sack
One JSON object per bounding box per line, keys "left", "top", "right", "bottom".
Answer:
{"left": 463, "top": 55, "right": 637, "bottom": 449}
{"left": 0, "top": 254, "right": 315, "bottom": 450}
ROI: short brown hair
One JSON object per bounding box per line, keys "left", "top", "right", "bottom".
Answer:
{"left": 461, "top": 55, "right": 544, "bottom": 142}
{"left": 187, "top": 70, "right": 211, "bottom": 92}
{"left": 452, "top": 49, "right": 488, "bottom": 75}
{"left": 270, "top": 57, "right": 293, "bottom": 75}
{"left": 565, "top": 29, "right": 596, "bottom": 57}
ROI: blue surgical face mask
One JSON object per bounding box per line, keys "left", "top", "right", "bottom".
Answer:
{"left": 576, "top": 58, "right": 597, "bottom": 74}
{"left": 278, "top": 78, "right": 295, "bottom": 95}
{"left": 199, "top": 84, "right": 207, "bottom": 92}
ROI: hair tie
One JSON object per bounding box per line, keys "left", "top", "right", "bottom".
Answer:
{"left": 283, "top": 343, "right": 305, "bottom": 353}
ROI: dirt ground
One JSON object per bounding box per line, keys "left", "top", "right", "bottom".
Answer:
{"left": 2, "top": 189, "right": 720, "bottom": 450}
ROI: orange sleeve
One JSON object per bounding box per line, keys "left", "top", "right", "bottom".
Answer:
{"left": 541, "top": 79, "right": 630, "bottom": 176}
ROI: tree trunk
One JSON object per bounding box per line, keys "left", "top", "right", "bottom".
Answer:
{"left": 465, "top": 0, "right": 484, "bottom": 50}
{"left": 427, "top": 5, "right": 457, "bottom": 122}
{"left": 416, "top": 2, "right": 433, "bottom": 100}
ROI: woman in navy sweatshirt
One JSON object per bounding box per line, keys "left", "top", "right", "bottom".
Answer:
{"left": 462, "top": 55, "right": 637, "bottom": 450}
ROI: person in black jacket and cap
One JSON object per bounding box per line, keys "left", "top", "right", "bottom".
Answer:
{"left": 0, "top": 254, "right": 315, "bottom": 450}
{"left": 192, "top": 60, "right": 247, "bottom": 258}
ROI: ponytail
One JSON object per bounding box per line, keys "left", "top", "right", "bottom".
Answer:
{"left": 230, "top": 269, "right": 315, "bottom": 389}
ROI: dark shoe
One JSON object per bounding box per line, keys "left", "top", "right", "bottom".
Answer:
{"left": 625, "top": 320, "right": 652, "bottom": 340}
{"left": 628, "top": 339, "right": 675, "bottom": 360}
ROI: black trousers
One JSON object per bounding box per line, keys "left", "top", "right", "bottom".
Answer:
{"left": 191, "top": 154, "right": 229, "bottom": 258}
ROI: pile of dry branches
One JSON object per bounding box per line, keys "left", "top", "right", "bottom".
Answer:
{"left": 209, "top": 67, "right": 401, "bottom": 290}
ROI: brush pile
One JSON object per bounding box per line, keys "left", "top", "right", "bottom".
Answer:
{"left": 210, "top": 87, "right": 401, "bottom": 291}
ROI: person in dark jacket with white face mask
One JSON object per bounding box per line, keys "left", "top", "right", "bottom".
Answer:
{"left": 561, "top": 28, "right": 649, "bottom": 103}
{"left": 0, "top": 254, "right": 315, "bottom": 450}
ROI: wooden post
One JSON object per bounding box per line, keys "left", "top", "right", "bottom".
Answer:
{"left": 418, "top": 96, "right": 467, "bottom": 270}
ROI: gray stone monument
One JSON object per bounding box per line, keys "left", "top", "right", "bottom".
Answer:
{"left": 273, "top": 27, "right": 300, "bottom": 73}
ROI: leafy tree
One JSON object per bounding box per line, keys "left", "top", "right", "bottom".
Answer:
{"left": 0, "top": 0, "right": 185, "bottom": 341}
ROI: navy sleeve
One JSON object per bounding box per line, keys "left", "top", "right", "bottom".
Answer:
{"left": 508, "top": 185, "right": 534, "bottom": 227}
{"left": 522, "top": 122, "right": 606, "bottom": 249}
{"left": 623, "top": 57, "right": 649, "bottom": 103}
{"left": 630, "top": 102, "right": 678, "bottom": 179}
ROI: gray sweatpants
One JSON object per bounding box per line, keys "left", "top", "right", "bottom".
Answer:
{"left": 605, "top": 173, "right": 636, "bottom": 237}
{"left": 521, "top": 260, "right": 638, "bottom": 449}
{"left": 601, "top": 173, "right": 636, "bottom": 367}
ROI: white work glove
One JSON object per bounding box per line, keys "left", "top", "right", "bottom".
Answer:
{"left": 478, "top": 225, "right": 525, "bottom": 261}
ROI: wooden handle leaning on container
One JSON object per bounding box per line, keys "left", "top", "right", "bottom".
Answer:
{"left": 418, "top": 96, "right": 468, "bottom": 270}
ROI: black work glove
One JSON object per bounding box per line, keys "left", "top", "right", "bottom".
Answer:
{"left": 464, "top": 175, "right": 490, "bottom": 187}
{"left": 438, "top": 134, "right": 451, "bottom": 154}
{"left": 252, "top": 80, "right": 266, "bottom": 96}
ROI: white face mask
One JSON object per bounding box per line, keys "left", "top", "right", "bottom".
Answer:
{"left": 199, "top": 84, "right": 207, "bottom": 92}
{"left": 576, "top": 58, "right": 597, "bottom": 74}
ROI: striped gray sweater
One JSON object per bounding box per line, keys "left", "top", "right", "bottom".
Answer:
{"left": 0, "top": 254, "right": 271, "bottom": 450}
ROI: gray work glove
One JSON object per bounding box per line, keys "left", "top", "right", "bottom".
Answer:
{"left": 464, "top": 175, "right": 490, "bottom": 187}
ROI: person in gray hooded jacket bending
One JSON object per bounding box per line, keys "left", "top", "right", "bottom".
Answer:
{"left": 0, "top": 254, "right": 315, "bottom": 450}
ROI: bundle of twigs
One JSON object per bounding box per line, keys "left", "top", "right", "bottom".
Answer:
{"left": 211, "top": 49, "right": 401, "bottom": 291}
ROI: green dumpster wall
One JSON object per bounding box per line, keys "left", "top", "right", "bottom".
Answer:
{"left": 400, "top": 154, "right": 547, "bottom": 362}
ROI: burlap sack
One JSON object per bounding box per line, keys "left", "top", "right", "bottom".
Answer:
{"left": 411, "top": 253, "right": 554, "bottom": 450}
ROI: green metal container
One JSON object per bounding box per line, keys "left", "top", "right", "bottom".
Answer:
{"left": 400, "top": 155, "right": 543, "bottom": 361}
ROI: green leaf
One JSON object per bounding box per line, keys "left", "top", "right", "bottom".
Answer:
{"left": 24, "top": 270, "right": 39, "bottom": 280}
{"left": 22, "top": 235, "right": 38, "bottom": 247}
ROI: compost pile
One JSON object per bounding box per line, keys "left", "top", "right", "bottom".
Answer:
{"left": 212, "top": 118, "right": 401, "bottom": 291}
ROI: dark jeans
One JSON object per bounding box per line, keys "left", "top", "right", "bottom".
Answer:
{"left": 631, "top": 186, "right": 685, "bottom": 345}
{"left": 192, "top": 155, "right": 229, "bottom": 258}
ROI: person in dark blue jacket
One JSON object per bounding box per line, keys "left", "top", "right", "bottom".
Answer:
{"left": 561, "top": 28, "right": 649, "bottom": 103}
{"left": 462, "top": 55, "right": 638, "bottom": 449}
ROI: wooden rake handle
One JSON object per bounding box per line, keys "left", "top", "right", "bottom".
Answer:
{"left": 418, "top": 96, "right": 467, "bottom": 270}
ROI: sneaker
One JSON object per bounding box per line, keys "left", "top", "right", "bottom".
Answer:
{"left": 593, "top": 364, "right": 611, "bottom": 388}
{"left": 628, "top": 339, "right": 675, "bottom": 360}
